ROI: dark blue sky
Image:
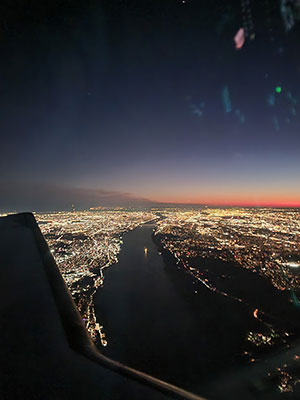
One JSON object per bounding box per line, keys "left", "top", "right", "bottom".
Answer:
{"left": 1, "top": 0, "right": 300, "bottom": 210}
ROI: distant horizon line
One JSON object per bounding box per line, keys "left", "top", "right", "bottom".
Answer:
{"left": 2, "top": 202, "right": 300, "bottom": 214}
{"left": 90, "top": 201, "right": 300, "bottom": 209}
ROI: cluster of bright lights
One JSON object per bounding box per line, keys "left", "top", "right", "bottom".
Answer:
{"left": 154, "top": 207, "right": 300, "bottom": 392}
{"left": 36, "top": 210, "right": 156, "bottom": 344}
{"left": 155, "top": 208, "right": 300, "bottom": 291}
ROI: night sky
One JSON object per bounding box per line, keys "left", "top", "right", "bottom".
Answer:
{"left": 1, "top": 0, "right": 300, "bottom": 211}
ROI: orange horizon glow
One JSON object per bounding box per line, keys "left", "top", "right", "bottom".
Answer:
{"left": 139, "top": 178, "right": 300, "bottom": 209}
{"left": 153, "top": 194, "right": 300, "bottom": 208}
{"left": 158, "top": 200, "right": 300, "bottom": 208}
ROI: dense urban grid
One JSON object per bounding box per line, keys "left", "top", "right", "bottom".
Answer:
{"left": 154, "top": 207, "right": 300, "bottom": 392}
{"left": 155, "top": 208, "right": 300, "bottom": 291}
{"left": 156, "top": 208, "right": 300, "bottom": 290}
{"left": 36, "top": 211, "right": 156, "bottom": 344}
{"left": 22, "top": 207, "right": 300, "bottom": 394}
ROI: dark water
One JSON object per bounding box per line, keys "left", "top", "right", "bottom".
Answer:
{"left": 94, "top": 224, "right": 291, "bottom": 395}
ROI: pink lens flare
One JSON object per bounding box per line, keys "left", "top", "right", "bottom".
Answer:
{"left": 234, "top": 28, "right": 245, "bottom": 50}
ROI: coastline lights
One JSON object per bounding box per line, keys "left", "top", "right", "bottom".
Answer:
{"left": 285, "top": 261, "right": 300, "bottom": 268}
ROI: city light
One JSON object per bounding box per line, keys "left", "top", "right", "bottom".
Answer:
{"left": 36, "top": 210, "right": 157, "bottom": 343}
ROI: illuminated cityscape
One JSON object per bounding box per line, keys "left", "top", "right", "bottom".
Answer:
{"left": 36, "top": 211, "right": 157, "bottom": 344}
{"left": 1, "top": 0, "right": 300, "bottom": 398}
{"left": 34, "top": 207, "right": 300, "bottom": 394}
{"left": 153, "top": 207, "right": 300, "bottom": 393}
{"left": 155, "top": 208, "right": 300, "bottom": 292}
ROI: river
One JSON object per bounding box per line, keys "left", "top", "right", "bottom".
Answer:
{"left": 94, "top": 222, "right": 282, "bottom": 395}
